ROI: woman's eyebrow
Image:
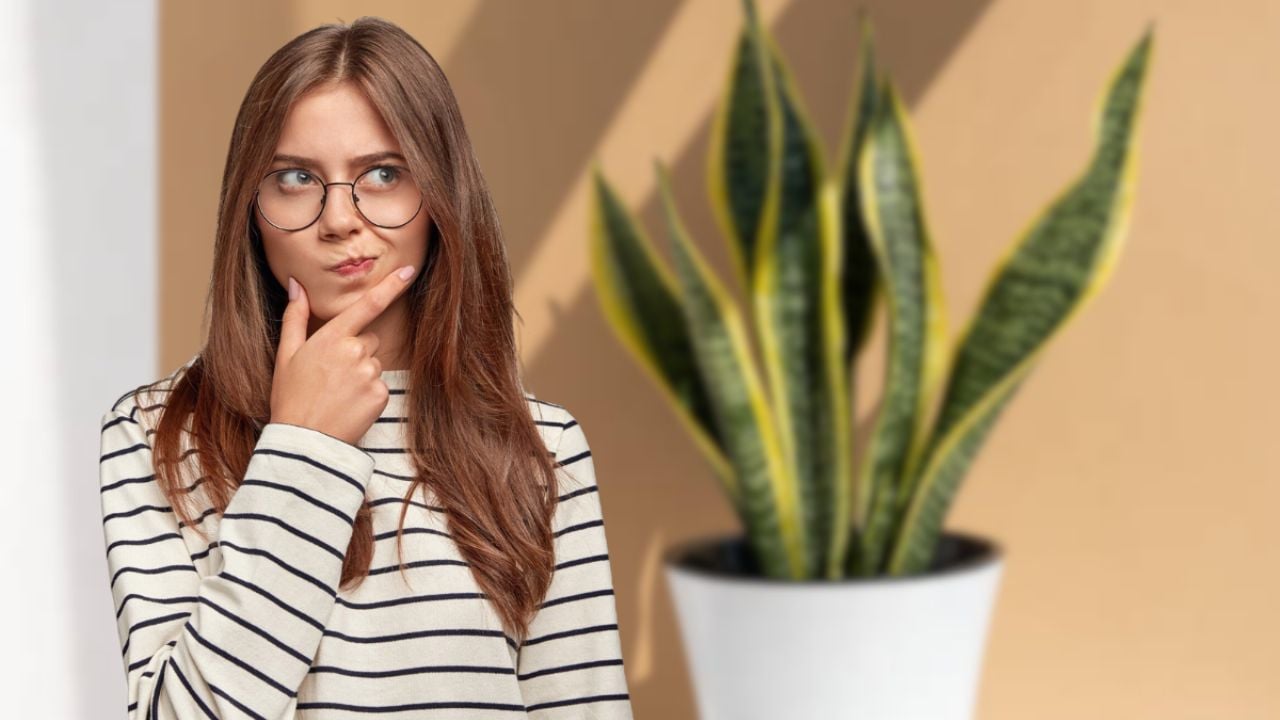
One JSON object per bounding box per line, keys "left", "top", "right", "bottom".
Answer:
{"left": 271, "top": 151, "right": 407, "bottom": 167}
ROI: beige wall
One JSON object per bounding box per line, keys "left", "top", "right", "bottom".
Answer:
{"left": 161, "top": 1, "right": 1280, "bottom": 717}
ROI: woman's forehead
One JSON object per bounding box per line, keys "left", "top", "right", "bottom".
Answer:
{"left": 276, "top": 83, "right": 399, "bottom": 163}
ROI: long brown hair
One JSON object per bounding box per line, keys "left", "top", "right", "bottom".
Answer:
{"left": 133, "top": 16, "right": 560, "bottom": 644}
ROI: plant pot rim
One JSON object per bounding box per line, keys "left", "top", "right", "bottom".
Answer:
{"left": 662, "top": 529, "right": 1002, "bottom": 585}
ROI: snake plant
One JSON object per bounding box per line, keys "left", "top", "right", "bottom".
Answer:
{"left": 588, "top": 0, "right": 1154, "bottom": 579}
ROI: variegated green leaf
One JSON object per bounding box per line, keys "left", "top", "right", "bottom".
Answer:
{"left": 749, "top": 18, "right": 843, "bottom": 578}
{"left": 657, "top": 160, "right": 806, "bottom": 579}
{"left": 817, "top": 177, "right": 854, "bottom": 579}
{"left": 707, "top": 0, "right": 777, "bottom": 295}
{"left": 833, "top": 12, "right": 883, "bottom": 575}
{"left": 836, "top": 11, "right": 882, "bottom": 368}
{"left": 588, "top": 166, "right": 741, "bottom": 513}
{"left": 887, "top": 28, "right": 1154, "bottom": 575}
{"left": 849, "top": 79, "right": 950, "bottom": 576}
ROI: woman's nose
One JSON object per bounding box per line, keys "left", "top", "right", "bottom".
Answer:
{"left": 317, "top": 183, "right": 364, "bottom": 234}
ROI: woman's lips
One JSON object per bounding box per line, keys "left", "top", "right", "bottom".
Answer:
{"left": 331, "top": 257, "right": 376, "bottom": 277}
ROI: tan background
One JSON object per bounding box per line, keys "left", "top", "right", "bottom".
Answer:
{"left": 160, "top": 1, "right": 1280, "bottom": 717}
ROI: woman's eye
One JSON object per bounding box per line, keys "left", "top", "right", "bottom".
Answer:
{"left": 362, "top": 166, "right": 402, "bottom": 187}
{"left": 276, "top": 170, "right": 315, "bottom": 188}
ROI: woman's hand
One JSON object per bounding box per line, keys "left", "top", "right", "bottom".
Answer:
{"left": 269, "top": 265, "right": 417, "bottom": 446}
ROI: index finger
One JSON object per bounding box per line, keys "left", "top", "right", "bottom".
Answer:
{"left": 319, "top": 264, "right": 417, "bottom": 338}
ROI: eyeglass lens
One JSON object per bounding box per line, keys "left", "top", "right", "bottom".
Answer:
{"left": 256, "top": 166, "right": 422, "bottom": 230}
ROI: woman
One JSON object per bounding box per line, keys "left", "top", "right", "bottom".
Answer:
{"left": 98, "top": 16, "right": 632, "bottom": 719}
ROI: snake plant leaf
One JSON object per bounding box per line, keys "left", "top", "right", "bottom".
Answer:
{"left": 817, "top": 177, "right": 854, "bottom": 579}
{"left": 835, "top": 10, "right": 882, "bottom": 369}
{"left": 747, "top": 20, "right": 845, "bottom": 579}
{"left": 709, "top": 0, "right": 779, "bottom": 296}
{"left": 849, "top": 78, "right": 951, "bottom": 576}
{"left": 587, "top": 166, "right": 741, "bottom": 513}
{"left": 887, "top": 28, "right": 1154, "bottom": 575}
{"left": 656, "top": 159, "right": 806, "bottom": 579}
{"left": 833, "top": 11, "right": 884, "bottom": 575}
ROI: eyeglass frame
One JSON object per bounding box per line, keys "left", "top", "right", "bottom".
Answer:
{"left": 252, "top": 165, "right": 425, "bottom": 232}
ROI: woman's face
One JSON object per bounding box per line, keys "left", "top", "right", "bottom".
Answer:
{"left": 255, "top": 80, "right": 430, "bottom": 334}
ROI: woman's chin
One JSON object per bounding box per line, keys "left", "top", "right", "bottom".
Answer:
{"left": 310, "top": 293, "right": 365, "bottom": 322}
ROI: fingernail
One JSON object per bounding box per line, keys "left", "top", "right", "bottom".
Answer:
{"left": 397, "top": 265, "right": 416, "bottom": 281}
{"left": 288, "top": 276, "right": 299, "bottom": 300}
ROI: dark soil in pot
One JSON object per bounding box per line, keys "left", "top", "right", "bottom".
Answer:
{"left": 664, "top": 529, "right": 1001, "bottom": 583}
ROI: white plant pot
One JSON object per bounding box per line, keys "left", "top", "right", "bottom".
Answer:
{"left": 664, "top": 531, "right": 1004, "bottom": 720}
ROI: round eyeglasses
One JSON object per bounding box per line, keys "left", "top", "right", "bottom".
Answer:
{"left": 254, "top": 165, "right": 424, "bottom": 231}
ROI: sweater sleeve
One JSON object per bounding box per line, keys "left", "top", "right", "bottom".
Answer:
{"left": 99, "top": 404, "right": 375, "bottom": 719}
{"left": 516, "top": 408, "right": 634, "bottom": 718}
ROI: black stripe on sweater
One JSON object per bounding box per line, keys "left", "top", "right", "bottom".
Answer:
{"left": 296, "top": 699, "right": 527, "bottom": 713}
{"left": 250, "top": 447, "right": 365, "bottom": 495}
{"left": 101, "top": 472, "right": 157, "bottom": 494}
{"left": 207, "top": 679, "right": 267, "bottom": 720}
{"left": 220, "top": 571, "right": 325, "bottom": 631}
{"left": 555, "top": 553, "right": 609, "bottom": 571}
{"left": 196, "top": 595, "right": 312, "bottom": 665}
{"left": 220, "top": 512, "right": 344, "bottom": 560}
{"left": 238, "top": 478, "right": 355, "bottom": 524}
{"left": 526, "top": 693, "right": 631, "bottom": 713}
{"left": 307, "top": 662, "right": 515, "bottom": 678}
{"left": 166, "top": 657, "right": 221, "bottom": 719}
{"left": 520, "top": 623, "right": 619, "bottom": 648}
{"left": 517, "top": 658, "right": 625, "bottom": 681}
{"left": 216, "top": 539, "right": 336, "bottom": 597}
{"left": 322, "top": 626, "right": 518, "bottom": 650}
{"left": 334, "top": 590, "right": 487, "bottom": 611}
{"left": 111, "top": 564, "right": 197, "bottom": 590}
{"left": 101, "top": 442, "right": 149, "bottom": 464}
{"left": 116, "top": 592, "right": 199, "bottom": 620}
{"left": 106, "top": 531, "right": 184, "bottom": 555}
{"left": 183, "top": 621, "right": 295, "bottom": 697}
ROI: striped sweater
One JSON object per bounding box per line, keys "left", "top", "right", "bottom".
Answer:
{"left": 98, "top": 358, "right": 633, "bottom": 718}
